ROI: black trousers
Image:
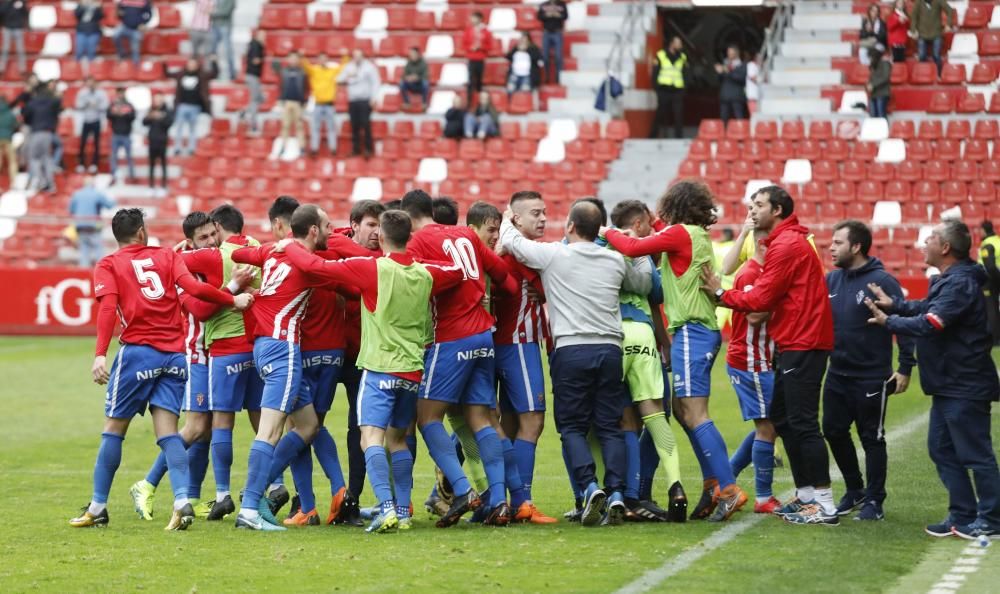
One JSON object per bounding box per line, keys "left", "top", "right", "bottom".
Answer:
{"left": 467, "top": 59, "right": 485, "bottom": 98}
{"left": 771, "top": 350, "right": 831, "bottom": 489}
{"left": 719, "top": 100, "right": 746, "bottom": 124}
{"left": 891, "top": 45, "right": 906, "bottom": 62}
{"left": 148, "top": 144, "right": 167, "bottom": 188}
{"left": 340, "top": 356, "right": 365, "bottom": 497}
{"left": 986, "top": 287, "right": 1000, "bottom": 346}
{"left": 822, "top": 371, "right": 891, "bottom": 504}
{"left": 650, "top": 87, "right": 684, "bottom": 139}
{"left": 78, "top": 121, "right": 101, "bottom": 167}
{"left": 551, "top": 344, "right": 627, "bottom": 494}
{"left": 348, "top": 100, "right": 374, "bottom": 155}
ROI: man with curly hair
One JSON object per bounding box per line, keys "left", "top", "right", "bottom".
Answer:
{"left": 603, "top": 181, "right": 747, "bottom": 523}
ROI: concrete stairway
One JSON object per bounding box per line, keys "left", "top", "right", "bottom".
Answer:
{"left": 597, "top": 139, "right": 687, "bottom": 207}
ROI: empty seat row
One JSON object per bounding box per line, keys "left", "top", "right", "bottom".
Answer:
{"left": 698, "top": 117, "right": 999, "bottom": 142}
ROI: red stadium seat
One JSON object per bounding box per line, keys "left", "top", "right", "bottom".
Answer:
{"left": 963, "top": 4, "right": 994, "bottom": 28}
{"left": 605, "top": 120, "right": 630, "bottom": 141}
{"left": 807, "top": 120, "right": 831, "bottom": 140}
{"left": 935, "top": 139, "right": 961, "bottom": 162}
{"left": 983, "top": 161, "right": 1000, "bottom": 182}
{"left": 581, "top": 161, "right": 606, "bottom": 183}
{"left": 704, "top": 161, "right": 728, "bottom": 182}
{"left": 909, "top": 62, "right": 937, "bottom": 84}
{"left": 312, "top": 11, "right": 335, "bottom": 30}
{"left": 906, "top": 139, "right": 932, "bottom": 161}
{"left": 592, "top": 139, "right": 620, "bottom": 161}
{"left": 676, "top": 160, "right": 701, "bottom": 178}
{"left": 754, "top": 120, "right": 777, "bottom": 141}
{"left": 715, "top": 140, "right": 740, "bottom": 161}
{"left": 845, "top": 202, "right": 872, "bottom": 220}
{"left": 799, "top": 140, "right": 822, "bottom": 161}
{"left": 687, "top": 139, "right": 711, "bottom": 160}
{"left": 952, "top": 160, "right": 978, "bottom": 183}
{"left": 726, "top": 119, "right": 750, "bottom": 140}
{"left": 577, "top": 121, "right": 600, "bottom": 141}
{"left": 889, "top": 119, "right": 914, "bottom": 139}
{"left": 743, "top": 139, "right": 768, "bottom": 162}
{"left": 956, "top": 93, "right": 986, "bottom": 114}
{"left": 945, "top": 120, "right": 970, "bottom": 140}
{"left": 885, "top": 180, "right": 911, "bottom": 201}
{"left": 850, "top": 141, "right": 877, "bottom": 160}
{"left": 970, "top": 181, "right": 996, "bottom": 204}
{"left": 757, "top": 160, "right": 782, "bottom": 180}
{"left": 842, "top": 160, "right": 866, "bottom": 182}
{"left": 697, "top": 119, "right": 724, "bottom": 141}
{"left": 897, "top": 160, "right": 922, "bottom": 181}
{"left": 890, "top": 62, "right": 908, "bottom": 85}
{"left": 912, "top": 180, "right": 939, "bottom": 203}
{"left": 564, "top": 140, "right": 591, "bottom": 161}
{"left": 802, "top": 181, "right": 828, "bottom": 202}
{"left": 939, "top": 64, "right": 966, "bottom": 85}
{"left": 846, "top": 63, "right": 869, "bottom": 85}
{"left": 507, "top": 92, "right": 533, "bottom": 115}
{"left": 924, "top": 160, "right": 949, "bottom": 182}
{"left": 825, "top": 139, "right": 849, "bottom": 161}
{"left": 781, "top": 120, "right": 805, "bottom": 141}
{"left": 524, "top": 121, "right": 548, "bottom": 141}
{"left": 970, "top": 63, "right": 997, "bottom": 85}
{"left": 973, "top": 119, "right": 998, "bottom": 140}
{"left": 867, "top": 162, "right": 894, "bottom": 183}
{"left": 830, "top": 180, "right": 856, "bottom": 202}
{"left": 260, "top": 6, "right": 284, "bottom": 29}
{"left": 812, "top": 160, "right": 838, "bottom": 183}
{"left": 917, "top": 120, "right": 942, "bottom": 140}
{"left": 980, "top": 31, "right": 1000, "bottom": 56}
{"left": 927, "top": 92, "right": 954, "bottom": 113}
{"left": 856, "top": 180, "right": 883, "bottom": 203}
{"left": 990, "top": 93, "right": 1000, "bottom": 114}
{"left": 484, "top": 138, "right": 511, "bottom": 160}
{"left": 964, "top": 140, "right": 989, "bottom": 162}
{"left": 768, "top": 140, "right": 795, "bottom": 162}
{"left": 418, "top": 120, "right": 442, "bottom": 140}
{"left": 818, "top": 202, "right": 846, "bottom": 223}
{"left": 730, "top": 160, "right": 754, "bottom": 181}
{"left": 941, "top": 180, "right": 967, "bottom": 201}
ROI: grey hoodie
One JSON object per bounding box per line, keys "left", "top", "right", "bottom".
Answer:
{"left": 75, "top": 87, "right": 109, "bottom": 124}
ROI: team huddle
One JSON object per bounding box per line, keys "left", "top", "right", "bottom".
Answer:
{"left": 69, "top": 181, "right": 956, "bottom": 533}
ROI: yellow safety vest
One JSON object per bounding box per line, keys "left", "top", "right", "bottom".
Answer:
{"left": 656, "top": 50, "right": 686, "bottom": 89}
{"left": 979, "top": 235, "right": 1000, "bottom": 296}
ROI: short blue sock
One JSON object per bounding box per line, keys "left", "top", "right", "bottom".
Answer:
{"left": 156, "top": 433, "right": 190, "bottom": 501}
{"left": 503, "top": 439, "right": 527, "bottom": 508}
{"left": 268, "top": 431, "right": 307, "bottom": 485}
{"left": 92, "top": 432, "right": 124, "bottom": 504}
{"left": 474, "top": 427, "right": 505, "bottom": 507}
{"left": 145, "top": 451, "right": 168, "bottom": 487}
{"left": 752, "top": 440, "right": 775, "bottom": 499}
{"left": 638, "top": 430, "right": 658, "bottom": 500}
{"left": 290, "top": 445, "right": 316, "bottom": 513}
{"left": 692, "top": 421, "right": 735, "bottom": 488}
{"left": 624, "top": 430, "right": 640, "bottom": 500}
{"left": 312, "top": 427, "right": 345, "bottom": 494}
{"left": 364, "top": 446, "right": 393, "bottom": 506}
{"left": 187, "top": 441, "right": 210, "bottom": 499}
{"left": 682, "top": 424, "right": 714, "bottom": 481}
{"left": 242, "top": 439, "right": 275, "bottom": 511}
{"left": 730, "top": 430, "right": 755, "bottom": 479}
{"left": 512, "top": 438, "right": 536, "bottom": 502}
{"left": 420, "top": 421, "right": 470, "bottom": 496}
{"left": 405, "top": 434, "right": 418, "bottom": 462}
{"left": 210, "top": 428, "right": 233, "bottom": 493}
{"left": 391, "top": 449, "right": 414, "bottom": 513}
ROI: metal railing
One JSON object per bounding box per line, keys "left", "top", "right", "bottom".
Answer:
{"left": 602, "top": 0, "right": 656, "bottom": 118}
{"left": 760, "top": 0, "right": 795, "bottom": 87}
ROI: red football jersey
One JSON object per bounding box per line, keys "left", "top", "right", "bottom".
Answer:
{"left": 726, "top": 258, "right": 775, "bottom": 372}
{"left": 231, "top": 244, "right": 320, "bottom": 344}
{"left": 493, "top": 254, "right": 549, "bottom": 346}
{"left": 407, "top": 223, "right": 511, "bottom": 343}
{"left": 94, "top": 244, "right": 201, "bottom": 354}
{"left": 300, "top": 238, "right": 380, "bottom": 352}
{"left": 182, "top": 235, "right": 258, "bottom": 355}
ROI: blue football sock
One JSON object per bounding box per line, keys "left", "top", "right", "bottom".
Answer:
{"left": 268, "top": 431, "right": 307, "bottom": 485}
{"left": 638, "top": 430, "right": 658, "bottom": 500}
{"left": 364, "top": 445, "right": 393, "bottom": 506}
{"left": 624, "top": 430, "right": 640, "bottom": 500}
{"left": 451, "top": 432, "right": 465, "bottom": 465}
{"left": 474, "top": 427, "right": 505, "bottom": 508}
{"left": 92, "top": 432, "right": 124, "bottom": 505}
{"left": 145, "top": 451, "right": 168, "bottom": 487}
{"left": 312, "top": 427, "right": 345, "bottom": 494}
{"left": 502, "top": 439, "right": 528, "bottom": 508}
{"left": 692, "top": 421, "right": 735, "bottom": 489}
{"left": 420, "top": 421, "right": 470, "bottom": 496}
{"left": 391, "top": 449, "right": 414, "bottom": 513}
{"left": 405, "top": 434, "right": 417, "bottom": 462}
{"left": 187, "top": 441, "right": 210, "bottom": 499}
{"left": 682, "top": 424, "right": 714, "bottom": 482}
{"left": 157, "top": 433, "right": 190, "bottom": 502}
{"left": 752, "top": 440, "right": 775, "bottom": 499}
{"left": 242, "top": 439, "right": 275, "bottom": 511}
{"left": 290, "top": 445, "right": 316, "bottom": 513}
{"left": 512, "top": 438, "right": 536, "bottom": 502}
{"left": 210, "top": 428, "right": 233, "bottom": 494}
{"left": 730, "top": 430, "right": 756, "bottom": 479}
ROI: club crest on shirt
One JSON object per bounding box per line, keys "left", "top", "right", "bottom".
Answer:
{"left": 856, "top": 290, "right": 865, "bottom": 305}
{"left": 196, "top": 393, "right": 206, "bottom": 407}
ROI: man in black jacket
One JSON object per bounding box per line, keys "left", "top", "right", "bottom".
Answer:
{"left": 866, "top": 220, "right": 1000, "bottom": 541}
{"left": 107, "top": 87, "right": 136, "bottom": 183}
{"left": 714, "top": 45, "right": 746, "bottom": 123}
{"left": 165, "top": 58, "right": 217, "bottom": 156}
{"left": 536, "top": 0, "right": 568, "bottom": 84}
{"left": 1, "top": 0, "right": 28, "bottom": 74}
{"left": 143, "top": 94, "right": 172, "bottom": 191}
{"left": 22, "top": 85, "right": 61, "bottom": 192}
{"left": 824, "top": 220, "right": 916, "bottom": 522}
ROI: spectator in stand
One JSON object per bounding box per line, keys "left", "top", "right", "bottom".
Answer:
{"left": 75, "top": 76, "right": 108, "bottom": 174}
{"left": 432, "top": 197, "right": 459, "bottom": 226}
{"left": 189, "top": 0, "right": 215, "bottom": 60}
{"left": 506, "top": 32, "right": 543, "bottom": 98}
{"left": 74, "top": 0, "right": 104, "bottom": 75}
{"left": 11, "top": 72, "right": 38, "bottom": 110}
{"left": 114, "top": 0, "right": 152, "bottom": 65}
{"left": 243, "top": 29, "right": 265, "bottom": 134}
{"left": 463, "top": 12, "right": 493, "bottom": 101}
{"left": 0, "top": 97, "right": 16, "bottom": 188}
{"left": 867, "top": 48, "right": 891, "bottom": 118}
{"left": 0, "top": 0, "right": 28, "bottom": 75}
{"left": 165, "top": 57, "right": 217, "bottom": 156}
{"left": 211, "top": 0, "right": 236, "bottom": 80}
{"left": 650, "top": 36, "right": 688, "bottom": 139}
{"left": 886, "top": 0, "right": 910, "bottom": 63}
{"left": 399, "top": 47, "right": 430, "bottom": 109}
{"left": 715, "top": 45, "right": 747, "bottom": 124}
{"left": 271, "top": 51, "right": 307, "bottom": 158}
{"left": 859, "top": 3, "right": 887, "bottom": 66}
{"left": 337, "top": 49, "right": 380, "bottom": 158}
{"left": 745, "top": 52, "right": 761, "bottom": 115}
{"left": 303, "top": 51, "right": 348, "bottom": 157}
{"left": 143, "top": 94, "right": 172, "bottom": 192}
{"left": 443, "top": 95, "right": 466, "bottom": 139}
{"left": 537, "top": 0, "right": 568, "bottom": 84}
{"left": 910, "top": 0, "right": 954, "bottom": 76}
{"left": 68, "top": 176, "right": 114, "bottom": 267}
{"left": 22, "top": 84, "right": 61, "bottom": 193}
{"left": 48, "top": 81, "right": 66, "bottom": 172}
{"left": 107, "top": 87, "right": 136, "bottom": 183}
{"left": 464, "top": 91, "right": 499, "bottom": 139}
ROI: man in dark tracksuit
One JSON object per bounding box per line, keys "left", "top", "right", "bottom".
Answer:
{"left": 866, "top": 220, "right": 1000, "bottom": 540}
{"left": 824, "top": 220, "right": 916, "bottom": 521}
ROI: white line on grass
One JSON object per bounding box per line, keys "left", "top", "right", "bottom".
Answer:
{"left": 614, "top": 410, "right": 931, "bottom": 594}
{"left": 927, "top": 543, "right": 993, "bottom": 593}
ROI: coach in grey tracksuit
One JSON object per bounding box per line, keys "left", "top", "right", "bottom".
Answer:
{"left": 499, "top": 200, "right": 650, "bottom": 524}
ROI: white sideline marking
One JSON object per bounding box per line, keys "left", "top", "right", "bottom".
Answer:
{"left": 927, "top": 546, "right": 993, "bottom": 594}
{"left": 615, "top": 411, "right": 930, "bottom": 594}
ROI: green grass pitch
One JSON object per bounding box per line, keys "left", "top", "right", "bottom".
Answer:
{"left": 0, "top": 336, "right": 997, "bottom": 593}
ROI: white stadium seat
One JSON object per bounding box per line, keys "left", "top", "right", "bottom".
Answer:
{"left": 859, "top": 117, "right": 889, "bottom": 142}
{"left": 424, "top": 34, "right": 455, "bottom": 60}
{"left": 533, "top": 137, "right": 565, "bottom": 163}
{"left": 838, "top": 90, "right": 868, "bottom": 114}
{"left": 875, "top": 138, "right": 906, "bottom": 164}
{"left": 351, "top": 177, "right": 383, "bottom": 202}
{"left": 29, "top": 6, "right": 57, "bottom": 30}
{"left": 427, "top": 90, "right": 456, "bottom": 116}
{"left": 781, "top": 159, "right": 812, "bottom": 185}
{"left": 416, "top": 158, "right": 448, "bottom": 184}
{"left": 872, "top": 201, "right": 902, "bottom": 226}
{"left": 547, "top": 119, "right": 579, "bottom": 143}
{"left": 357, "top": 8, "right": 389, "bottom": 33}
{"left": 125, "top": 87, "right": 152, "bottom": 111}
{"left": 41, "top": 33, "right": 73, "bottom": 57}
{"left": 438, "top": 63, "right": 468, "bottom": 87}
{"left": 32, "top": 59, "right": 61, "bottom": 81}
{"left": 488, "top": 8, "right": 517, "bottom": 33}
{"left": 0, "top": 217, "right": 17, "bottom": 241}
{"left": 0, "top": 191, "right": 28, "bottom": 218}
{"left": 948, "top": 33, "right": 978, "bottom": 59}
